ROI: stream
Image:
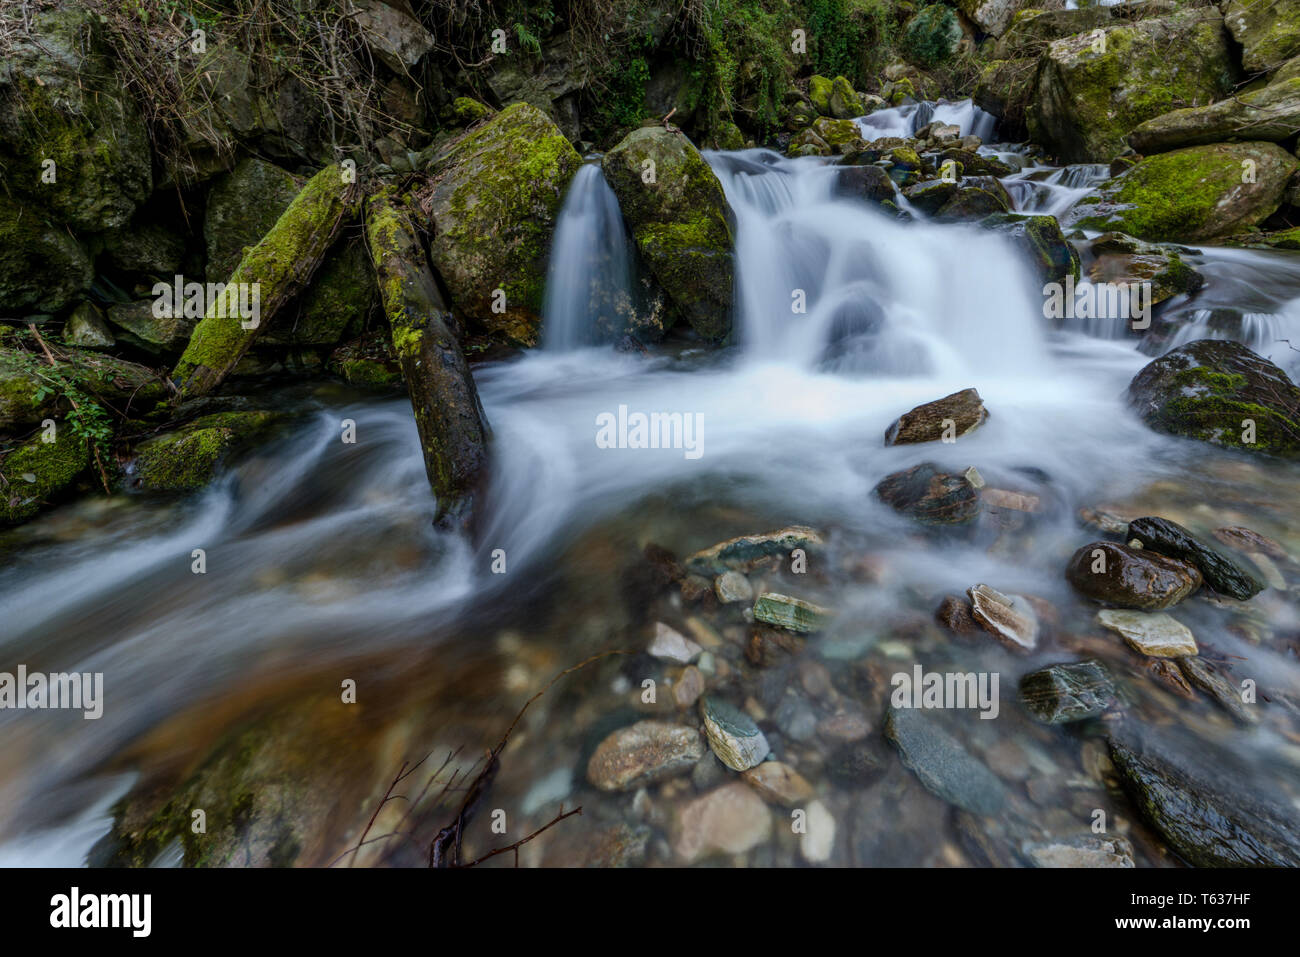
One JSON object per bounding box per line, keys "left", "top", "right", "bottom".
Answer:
{"left": 3, "top": 101, "right": 1299, "bottom": 867}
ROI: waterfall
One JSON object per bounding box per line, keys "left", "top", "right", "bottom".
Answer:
{"left": 856, "top": 99, "right": 997, "bottom": 143}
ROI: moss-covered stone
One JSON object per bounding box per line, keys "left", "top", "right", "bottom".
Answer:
{"left": 0, "top": 431, "right": 91, "bottom": 525}
{"left": 261, "top": 238, "right": 375, "bottom": 347}
{"left": 1028, "top": 11, "right": 1237, "bottom": 163}
{"left": 1127, "top": 339, "right": 1300, "bottom": 458}
{"left": 979, "top": 212, "right": 1081, "bottom": 284}
{"left": 828, "top": 76, "right": 865, "bottom": 120}
{"left": 602, "top": 126, "right": 735, "bottom": 342}
{"left": 1224, "top": 0, "right": 1300, "bottom": 75}
{"left": 446, "top": 96, "right": 493, "bottom": 126}
{"left": 809, "top": 75, "right": 834, "bottom": 116}
{"left": 0, "top": 195, "right": 93, "bottom": 313}
{"left": 1067, "top": 141, "right": 1299, "bottom": 242}
{"left": 129, "top": 411, "right": 281, "bottom": 492}
{"left": 974, "top": 58, "right": 1037, "bottom": 141}
{"left": 204, "top": 158, "right": 304, "bottom": 282}
{"left": 0, "top": 343, "right": 166, "bottom": 434}
{"left": 107, "top": 300, "right": 196, "bottom": 354}
{"left": 419, "top": 102, "right": 582, "bottom": 346}
{"left": 901, "top": 4, "right": 964, "bottom": 69}
{"left": 1129, "top": 77, "right": 1300, "bottom": 154}
{"left": 1086, "top": 232, "right": 1204, "bottom": 306}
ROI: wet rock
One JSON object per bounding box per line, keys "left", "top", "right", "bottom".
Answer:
{"left": 747, "top": 625, "right": 805, "bottom": 667}
{"left": 586, "top": 720, "right": 705, "bottom": 792}
{"left": 936, "top": 147, "right": 1014, "bottom": 177}
{"left": 1178, "top": 656, "right": 1258, "bottom": 725}
{"left": 1066, "top": 542, "right": 1202, "bottom": 609}
{"left": 690, "top": 752, "right": 727, "bottom": 791}
{"left": 743, "top": 761, "right": 814, "bottom": 806}
{"left": 1126, "top": 339, "right": 1300, "bottom": 459}
{"left": 701, "top": 696, "right": 770, "bottom": 771}
{"left": 648, "top": 622, "right": 702, "bottom": 663}
{"left": 1086, "top": 233, "right": 1204, "bottom": 307}
{"left": 935, "top": 595, "right": 979, "bottom": 636}
{"left": 107, "top": 300, "right": 196, "bottom": 354}
{"left": 1223, "top": 0, "right": 1300, "bottom": 74}
{"left": 1027, "top": 11, "right": 1235, "bottom": 164}
{"left": 833, "top": 164, "right": 899, "bottom": 209}
{"left": 979, "top": 212, "right": 1080, "bottom": 285}
{"left": 1129, "top": 77, "right": 1300, "bottom": 154}
{"left": 827, "top": 742, "right": 885, "bottom": 787}
{"left": 685, "top": 525, "right": 824, "bottom": 575}
{"left": 1128, "top": 516, "right": 1264, "bottom": 601}
{"left": 673, "top": 781, "right": 773, "bottom": 863}
{"left": 1212, "top": 525, "right": 1289, "bottom": 562}
{"left": 1025, "top": 834, "right": 1134, "bottom": 868}
{"left": 817, "top": 711, "right": 871, "bottom": 743}
{"left": 63, "top": 303, "right": 115, "bottom": 349}
{"left": 643, "top": 543, "right": 685, "bottom": 584}
{"left": 968, "top": 584, "right": 1040, "bottom": 652}
{"left": 673, "top": 666, "right": 705, "bottom": 710}
{"left": 714, "top": 570, "right": 754, "bottom": 604}
{"left": 883, "top": 708, "right": 1007, "bottom": 815}
{"left": 981, "top": 488, "right": 1041, "bottom": 513}
{"left": 1019, "top": 660, "right": 1114, "bottom": 724}
{"left": 1097, "top": 609, "right": 1197, "bottom": 657}
{"left": 884, "top": 388, "right": 988, "bottom": 446}
{"left": 934, "top": 177, "right": 1014, "bottom": 221}
{"left": 1109, "top": 725, "right": 1300, "bottom": 867}
{"left": 874, "top": 462, "right": 981, "bottom": 526}
{"left": 1146, "top": 657, "right": 1197, "bottom": 699}
{"left": 801, "top": 799, "right": 837, "bottom": 863}
{"left": 130, "top": 411, "right": 282, "bottom": 493}
{"left": 752, "top": 592, "right": 832, "bottom": 634}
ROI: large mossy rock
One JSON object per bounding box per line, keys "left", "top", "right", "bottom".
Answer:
{"left": 204, "top": 159, "right": 304, "bottom": 281}
{"left": 1128, "top": 77, "right": 1300, "bottom": 153}
{"left": 901, "top": 4, "right": 965, "bottom": 69}
{"left": 0, "top": 344, "right": 166, "bottom": 434}
{"left": 1067, "top": 142, "right": 1298, "bottom": 242}
{"left": 979, "top": 212, "right": 1081, "bottom": 285}
{"left": 1127, "top": 339, "right": 1300, "bottom": 458}
{"left": 419, "top": 102, "right": 582, "bottom": 346}
{"left": 957, "top": 0, "right": 1025, "bottom": 37}
{"left": 0, "top": 3, "right": 151, "bottom": 232}
{"left": 129, "top": 411, "right": 282, "bottom": 493}
{"left": 1224, "top": 0, "right": 1300, "bottom": 75}
{"left": 602, "top": 127, "right": 735, "bottom": 342}
{"left": 974, "top": 58, "right": 1037, "bottom": 140}
{"left": 1028, "top": 11, "right": 1236, "bottom": 164}
{"left": 0, "top": 196, "right": 93, "bottom": 313}
{"left": 0, "top": 432, "right": 91, "bottom": 526}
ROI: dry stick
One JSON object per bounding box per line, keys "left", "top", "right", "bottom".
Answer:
{"left": 26, "top": 323, "right": 112, "bottom": 493}
{"left": 458, "top": 805, "right": 584, "bottom": 869}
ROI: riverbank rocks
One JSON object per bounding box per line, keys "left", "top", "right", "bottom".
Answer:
{"left": 1085, "top": 233, "right": 1203, "bottom": 306}
{"left": 874, "top": 462, "right": 981, "bottom": 526}
{"left": 0, "top": 345, "right": 165, "bottom": 434}
{"left": 1126, "top": 339, "right": 1300, "bottom": 459}
{"left": 1224, "top": 0, "right": 1300, "bottom": 74}
{"left": 0, "top": 197, "right": 94, "bottom": 314}
{"left": 700, "top": 696, "right": 770, "bottom": 771}
{"left": 586, "top": 720, "right": 705, "bottom": 791}
{"left": 1068, "top": 143, "right": 1298, "bottom": 242}
{"left": 1129, "top": 78, "right": 1300, "bottom": 154}
{"left": 884, "top": 708, "right": 1007, "bottom": 815}
{"left": 685, "top": 525, "right": 824, "bottom": 575}
{"left": 968, "top": 584, "right": 1040, "bottom": 652}
{"left": 1128, "top": 517, "right": 1264, "bottom": 600}
{"left": 1020, "top": 660, "right": 1114, "bottom": 723}
{"left": 419, "top": 103, "right": 581, "bottom": 345}
{"left": 752, "top": 592, "right": 832, "bottom": 634}
{"left": 1097, "top": 609, "right": 1198, "bottom": 657}
{"left": 673, "top": 781, "right": 772, "bottom": 863}
{"left": 1025, "top": 834, "right": 1134, "bottom": 868}
{"left": 129, "top": 411, "right": 281, "bottom": 493}
{"left": 0, "top": 432, "right": 91, "bottom": 526}
{"left": 1067, "top": 542, "right": 1202, "bottom": 609}
{"left": 980, "top": 213, "right": 1080, "bottom": 284}
{"left": 648, "top": 622, "right": 702, "bottom": 663}
{"left": 603, "top": 127, "right": 734, "bottom": 342}
{"left": 1028, "top": 11, "right": 1235, "bottom": 164}
{"left": 833, "top": 164, "right": 900, "bottom": 210}
{"left": 1109, "top": 725, "right": 1300, "bottom": 866}
{"left": 885, "top": 388, "right": 988, "bottom": 445}
{"left": 743, "top": 760, "right": 814, "bottom": 806}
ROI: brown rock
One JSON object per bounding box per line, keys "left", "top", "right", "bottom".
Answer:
{"left": 586, "top": 721, "right": 705, "bottom": 792}
{"left": 884, "top": 388, "right": 988, "bottom": 445}
{"left": 1065, "top": 541, "right": 1202, "bottom": 609}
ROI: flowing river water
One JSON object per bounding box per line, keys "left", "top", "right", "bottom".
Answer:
{"left": 2, "top": 102, "right": 1300, "bottom": 867}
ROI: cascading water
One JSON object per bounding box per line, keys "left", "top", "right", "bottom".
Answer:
{"left": 855, "top": 99, "right": 997, "bottom": 143}
{"left": 4, "top": 101, "right": 1300, "bottom": 867}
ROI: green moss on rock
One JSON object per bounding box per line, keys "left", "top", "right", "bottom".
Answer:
{"left": 130, "top": 411, "right": 281, "bottom": 492}
{"left": 0, "top": 432, "right": 91, "bottom": 525}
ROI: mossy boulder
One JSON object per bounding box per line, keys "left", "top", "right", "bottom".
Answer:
{"left": 1127, "top": 339, "right": 1300, "bottom": 458}
{"left": 829, "top": 77, "right": 866, "bottom": 120}
{"left": 261, "top": 238, "right": 375, "bottom": 347}
{"left": 901, "top": 4, "right": 964, "bottom": 69}
{"left": 419, "top": 103, "right": 582, "bottom": 346}
{"left": 205, "top": 159, "right": 304, "bottom": 282}
{"left": 1128, "top": 77, "right": 1300, "bottom": 154}
{"left": 0, "top": 343, "right": 166, "bottom": 434}
{"left": 99, "top": 220, "right": 186, "bottom": 277}
{"left": 974, "top": 58, "right": 1037, "bottom": 141}
{"left": 0, "top": 196, "right": 94, "bottom": 313}
{"left": 809, "top": 75, "right": 835, "bottom": 116}
{"left": 0, "top": 2, "right": 151, "bottom": 232}
{"left": 0, "top": 431, "right": 91, "bottom": 526}
{"left": 444, "top": 97, "right": 493, "bottom": 127}
{"left": 1067, "top": 141, "right": 1299, "bottom": 242}
{"left": 979, "top": 212, "right": 1081, "bottom": 284}
{"left": 1028, "top": 11, "right": 1236, "bottom": 164}
{"left": 129, "top": 411, "right": 282, "bottom": 493}
{"left": 1224, "top": 0, "right": 1300, "bottom": 75}
{"left": 602, "top": 127, "right": 735, "bottom": 342}
{"left": 1086, "top": 233, "right": 1204, "bottom": 306}
{"left": 958, "top": 0, "right": 1026, "bottom": 37}
{"left": 993, "top": 7, "right": 1116, "bottom": 59}
{"left": 811, "top": 117, "right": 869, "bottom": 153}
{"left": 63, "top": 302, "right": 115, "bottom": 349}
{"left": 107, "top": 300, "right": 197, "bottom": 354}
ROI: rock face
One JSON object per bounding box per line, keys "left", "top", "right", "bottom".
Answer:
{"left": 1020, "top": 660, "right": 1114, "bottom": 723}
{"left": 884, "top": 708, "right": 1007, "bottom": 815}
{"left": 205, "top": 159, "right": 304, "bottom": 281}
{"left": 1028, "top": 12, "right": 1236, "bottom": 164}
{"left": 1126, "top": 339, "right": 1300, "bottom": 459}
{"left": 1097, "top": 609, "right": 1198, "bottom": 657}
{"left": 834, "top": 164, "right": 900, "bottom": 209}
{"left": 700, "top": 696, "right": 770, "bottom": 771}
{"left": 1223, "top": 0, "right": 1300, "bottom": 74}
{"left": 1066, "top": 542, "right": 1202, "bottom": 609}
{"left": 586, "top": 720, "right": 705, "bottom": 791}
{"left": 885, "top": 388, "right": 988, "bottom": 445}
{"left": 957, "top": 0, "right": 1023, "bottom": 37}
{"left": 602, "top": 127, "right": 735, "bottom": 342}
{"left": 420, "top": 103, "right": 582, "bottom": 345}
{"left": 1128, "top": 77, "right": 1300, "bottom": 154}
{"left": 980, "top": 213, "right": 1080, "bottom": 284}
{"left": 0, "top": 196, "right": 94, "bottom": 313}
{"left": 1068, "top": 142, "right": 1299, "bottom": 242}
{"left": 1109, "top": 725, "right": 1300, "bottom": 867}
{"left": 874, "top": 463, "right": 981, "bottom": 526}
{"left": 1128, "top": 517, "right": 1264, "bottom": 600}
